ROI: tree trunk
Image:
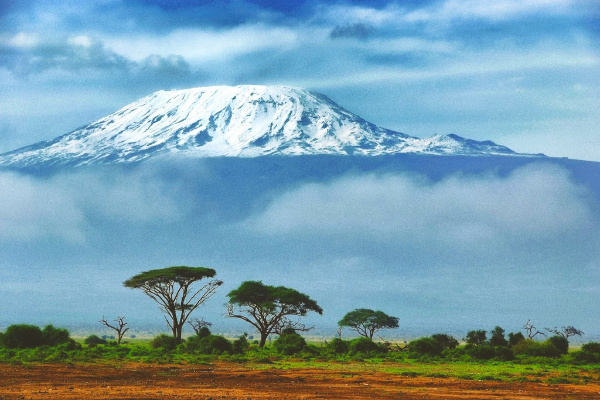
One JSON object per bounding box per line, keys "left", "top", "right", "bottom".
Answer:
{"left": 175, "top": 324, "right": 183, "bottom": 343}
{"left": 259, "top": 332, "right": 268, "bottom": 348}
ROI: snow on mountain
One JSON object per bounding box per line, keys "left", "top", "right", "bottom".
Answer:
{"left": 0, "top": 85, "right": 525, "bottom": 168}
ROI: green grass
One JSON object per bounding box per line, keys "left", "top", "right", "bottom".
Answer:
{"left": 1, "top": 341, "right": 599, "bottom": 386}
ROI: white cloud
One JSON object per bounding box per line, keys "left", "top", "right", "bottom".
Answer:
{"left": 0, "top": 169, "right": 184, "bottom": 243}
{"left": 0, "top": 172, "right": 86, "bottom": 242}
{"left": 103, "top": 25, "right": 299, "bottom": 63}
{"left": 7, "top": 32, "right": 40, "bottom": 48}
{"left": 405, "top": 0, "right": 575, "bottom": 22}
{"left": 247, "top": 163, "right": 595, "bottom": 252}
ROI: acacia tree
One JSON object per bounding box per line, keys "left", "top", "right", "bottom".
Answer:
{"left": 124, "top": 266, "right": 222, "bottom": 342}
{"left": 226, "top": 281, "right": 323, "bottom": 348}
{"left": 338, "top": 309, "right": 399, "bottom": 340}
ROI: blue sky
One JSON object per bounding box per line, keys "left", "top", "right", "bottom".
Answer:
{"left": 1, "top": 0, "right": 599, "bottom": 160}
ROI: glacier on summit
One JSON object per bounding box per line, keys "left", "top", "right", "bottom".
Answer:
{"left": 0, "top": 85, "right": 524, "bottom": 168}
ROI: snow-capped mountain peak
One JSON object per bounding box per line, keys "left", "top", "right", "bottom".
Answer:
{"left": 0, "top": 85, "right": 525, "bottom": 167}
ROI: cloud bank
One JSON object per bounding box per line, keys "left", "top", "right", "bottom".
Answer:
{"left": 0, "top": 168, "right": 183, "bottom": 242}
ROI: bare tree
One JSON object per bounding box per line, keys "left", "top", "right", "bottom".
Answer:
{"left": 522, "top": 319, "right": 546, "bottom": 339}
{"left": 545, "top": 326, "right": 584, "bottom": 339}
{"left": 99, "top": 316, "right": 129, "bottom": 345}
{"left": 188, "top": 317, "right": 212, "bottom": 335}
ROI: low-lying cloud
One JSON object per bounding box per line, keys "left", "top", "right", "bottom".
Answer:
{"left": 0, "top": 168, "right": 183, "bottom": 242}
{"left": 247, "top": 163, "right": 596, "bottom": 260}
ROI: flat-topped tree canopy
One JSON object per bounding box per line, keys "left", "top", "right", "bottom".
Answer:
{"left": 228, "top": 280, "right": 323, "bottom": 315}
{"left": 124, "top": 266, "right": 221, "bottom": 342}
{"left": 227, "top": 280, "right": 323, "bottom": 347}
{"left": 123, "top": 266, "right": 216, "bottom": 287}
{"left": 338, "top": 308, "right": 399, "bottom": 340}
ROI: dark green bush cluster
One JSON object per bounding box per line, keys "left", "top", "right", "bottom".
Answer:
{"left": 0, "top": 324, "right": 78, "bottom": 350}
{"left": 84, "top": 334, "right": 108, "bottom": 347}
{"left": 572, "top": 342, "right": 600, "bottom": 363}
{"left": 178, "top": 327, "right": 247, "bottom": 355}
{"left": 324, "top": 337, "right": 387, "bottom": 356}
{"left": 273, "top": 329, "right": 307, "bottom": 355}
{"left": 407, "top": 327, "right": 573, "bottom": 361}
{"left": 150, "top": 334, "right": 178, "bottom": 351}
{"left": 408, "top": 333, "right": 458, "bottom": 357}
{"left": 512, "top": 336, "right": 569, "bottom": 358}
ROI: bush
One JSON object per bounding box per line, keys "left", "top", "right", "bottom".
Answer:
{"left": 232, "top": 333, "right": 249, "bottom": 354}
{"left": 150, "top": 334, "right": 177, "bottom": 351}
{"left": 196, "top": 326, "right": 211, "bottom": 339}
{"left": 508, "top": 332, "right": 525, "bottom": 347}
{"left": 57, "top": 340, "right": 82, "bottom": 351}
{"left": 273, "top": 331, "right": 306, "bottom": 355}
{"left": 548, "top": 336, "right": 568, "bottom": 355}
{"left": 183, "top": 334, "right": 232, "bottom": 354}
{"left": 409, "top": 334, "right": 460, "bottom": 357}
{"left": 409, "top": 337, "right": 444, "bottom": 357}
{"left": 348, "top": 337, "right": 385, "bottom": 354}
{"left": 204, "top": 335, "right": 233, "bottom": 355}
{"left": 465, "top": 330, "right": 487, "bottom": 346}
{"left": 326, "top": 338, "right": 349, "bottom": 355}
{"left": 84, "top": 334, "right": 108, "bottom": 347}
{"left": 2, "top": 325, "right": 44, "bottom": 349}
{"left": 493, "top": 345, "right": 515, "bottom": 361}
{"left": 512, "top": 339, "right": 562, "bottom": 358}
{"left": 431, "top": 334, "right": 459, "bottom": 350}
{"left": 42, "top": 325, "right": 72, "bottom": 346}
{"left": 467, "top": 344, "right": 496, "bottom": 360}
{"left": 489, "top": 326, "right": 509, "bottom": 347}
{"left": 573, "top": 342, "right": 600, "bottom": 363}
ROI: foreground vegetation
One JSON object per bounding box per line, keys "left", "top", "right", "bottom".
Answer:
{"left": 1, "top": 323, "right": 599, "bottom": 386}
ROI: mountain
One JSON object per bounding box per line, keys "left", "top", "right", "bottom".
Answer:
{"left": 0, "top": 85, "right": 530, "bottom": 168}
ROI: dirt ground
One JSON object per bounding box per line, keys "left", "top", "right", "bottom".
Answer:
{"left": 0, "top": 362, "right": 599, "bottom": 399}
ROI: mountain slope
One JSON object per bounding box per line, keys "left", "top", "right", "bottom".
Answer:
{"left": 0, "top": 85, "right": 524, "bottom": 168}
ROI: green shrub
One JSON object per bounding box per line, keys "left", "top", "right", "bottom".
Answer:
{"left": 183, "top": 334, "right": 232, "bottom": 354}
{"left": 512, "top": 339, "right": 562, "bottom": 358}
{"left": 493, "top": 346, "right": 514, "bottom": 361}
{"left": 196, "top": 326, "right": 211, "bottom": 339}
{"left": 409, "top": 334, "right": 460, "bottom": 357}
{"left": 150, "top": 334, "right": 178, "bottom": 351}
{"left": 204, "top": 335, "right": 233, "bottom": 354}
{"left": 465, "top": 330, "right": 487, "bottom": 346}
{"left": 274, "top": 331, "right": 307, "bottom": 355}
{"left": 547, "top": 336, "right": 568, "bottom": 355}
{"left": 348, "top": 337, "right": 384, "bottom": 354}
{"left": 84, "top": 334, "right": 108, "bottom": 347}
{"left": 2, "top": 325, "right": 44, "bottom": 349}
{"left": 489, "top": 326, "right": 509, "bottom": 347}
{"left": 326, "top": 338, "right": 349, "bottom": 354}
{"left": 41, "top": 325, "right": 72, "bottom": 346}
{"left": 409, "top": 337, "right": 444, "bottom": 357}
{"left": 232, "top": 333, "right": 250, "bottom": 354}
{"left": 57, "top": 340, "right": 82, "bottom": 351}
{"left": 431, "top": 334, "right": 459, "bottom": 350}
{"left": 508, "top": 332, "right": 525, "bottom": 347}
{"left": 573, "top": 342, "right": 600, "bottom": 363}
{"left": 467, "top": 344, "right": 496, "bottom": 360}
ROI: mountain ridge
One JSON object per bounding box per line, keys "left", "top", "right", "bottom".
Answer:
{"left": 0, "top": 85, "right": 536, "bottom": 168}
